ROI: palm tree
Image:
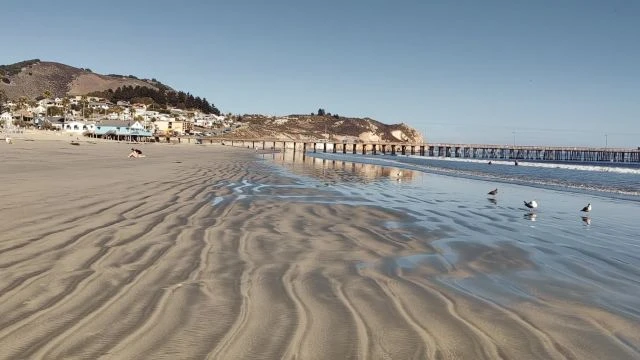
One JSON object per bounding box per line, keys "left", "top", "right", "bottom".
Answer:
{"left": 0, "top": 89, "right": 7, "bottom": 113}
{"left": 42, "top": 90, "right": 52, "bottom": 117}
{"left": 17, "top": 96, "right": 28, "bottom": 123}
{"left": 80, "top": 95, "right": 88, "bottom": 119}
{"left": 61, "top": 97, "right": 70, "bottom": 129}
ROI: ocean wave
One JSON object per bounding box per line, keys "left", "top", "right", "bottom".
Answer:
{"left": 408, "top": 156, "right": 640, "bottom": 175}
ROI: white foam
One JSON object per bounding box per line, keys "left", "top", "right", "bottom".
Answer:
{"left": 408, "top": 156, "right": 640, "bottom": 175}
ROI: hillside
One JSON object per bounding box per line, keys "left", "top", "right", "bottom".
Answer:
{"left": 228, "top": 114, "right": 424, "bottom": 143}
{"left": 0, "top": 59, "right": 168, "bottom": 100}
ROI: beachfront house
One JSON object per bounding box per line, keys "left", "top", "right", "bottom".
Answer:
{"left": 63, "top": 121, "right": 96, "bottom": 134}
{"left": 154, "top": 119, "right": 185, "bottom": 135}
{"left": 92, "top": 120, "right": 153, "bottom": 141}
{"left": 63, "top": 120, "right": 87, "bottom": 133}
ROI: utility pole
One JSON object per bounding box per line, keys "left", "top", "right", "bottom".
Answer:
{"left": 605, "top": 134, "right": 608, "bottom": 149}
{"left": 512, "top": 131, "right": 516, "bottom": 147}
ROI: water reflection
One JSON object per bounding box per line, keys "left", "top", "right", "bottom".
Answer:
{"left": 263, "top": 150, "right": 417, "bottom": 184}
{"left": 581, "top": 216, "right": 592, "bottom": 225}
{"left": 524, "top": 213, "right": 537, "bottom": 222}
{"left": 487, "top": 197, "right": 498, "bottom": 205}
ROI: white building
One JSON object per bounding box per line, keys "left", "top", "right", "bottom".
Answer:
{"left": 63, "top": 120, "right": 91, "bottom": 133}
{"left": 0, "top": 112, "right": 12, "bottom": 126}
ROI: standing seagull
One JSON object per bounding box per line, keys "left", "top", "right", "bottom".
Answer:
{"left": 580, "top": 203, "right": 592, "bottom": 213}
{"left": 524, "top": 200, "right": 538, "bottom": 211}
{"left": 488, "top": 188, "right": 498, "bottom": 196}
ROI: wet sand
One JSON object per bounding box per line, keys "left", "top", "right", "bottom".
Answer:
{"left": 0, "top": 139, "right": 638, "bottom": 359}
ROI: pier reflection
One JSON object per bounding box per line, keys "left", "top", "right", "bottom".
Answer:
{"left": 264, "top": 151, "right": 417, "bottom": 184}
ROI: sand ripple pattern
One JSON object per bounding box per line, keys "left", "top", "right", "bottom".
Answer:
{"left": 0, "top": 142, "right": 638, "bottom": 360}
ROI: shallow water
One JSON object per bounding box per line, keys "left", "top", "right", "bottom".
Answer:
{"left": 304, "top": 152, "right": 640, "bottom": 198}
{"left": 261, "top": 151, "right": 640, "bottom": 324}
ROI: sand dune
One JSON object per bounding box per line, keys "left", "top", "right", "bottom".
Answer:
{"left": 0, "top": 138, "right": 638, "bottom": 359}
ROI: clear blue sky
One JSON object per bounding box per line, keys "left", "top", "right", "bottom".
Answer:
{"left": 2, "top": 0, "right": 639, "bottom": 147}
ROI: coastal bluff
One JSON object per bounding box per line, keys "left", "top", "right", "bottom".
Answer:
{"left": 227, "top": 114, "right": 424, "bottom": 143}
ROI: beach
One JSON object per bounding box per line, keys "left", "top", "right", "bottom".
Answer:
{"left": 0, "top": 137, "right": 639, "bottom": 360}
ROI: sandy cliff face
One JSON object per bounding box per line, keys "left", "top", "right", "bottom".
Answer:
{"left": 227, "top": 115, "right": 425, "bottom": 143}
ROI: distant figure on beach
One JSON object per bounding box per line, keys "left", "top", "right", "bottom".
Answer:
{"left": 128, "top": 148, "right": 145, "bottom": 158}
{"left": 488, "top": 188, "right": 498, "bottom": 196}
{"left": 488, "top": 161, "right": 492, "bottom": 165}
{"left": 5, "top": 136, "right": 12, "bottom": 144}
{"left": 514, "top": 160, "right": 519, "bottom": 166}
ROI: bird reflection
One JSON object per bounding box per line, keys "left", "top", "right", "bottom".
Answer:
{"left": 524, "top": 213, "right": 537, "bottom": 221}
{"left": 487, "top": 197, "right": 497, "bottom": 205}
{"left": 581, "top": 216, "right": 591, "bottom": 225}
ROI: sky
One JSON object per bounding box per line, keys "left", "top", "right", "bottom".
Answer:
{"left": 1, "top": 0, "right": 639, "bottom": 147}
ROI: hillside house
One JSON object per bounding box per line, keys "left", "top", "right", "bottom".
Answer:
{"left": 31, "top": 105, "right": 47, "bottom": 115}
{"left": 0, "top": 112, "right": 12, "bottom": 125}
{"left": 88, "top": 101, "right": 111, "bottom": 111}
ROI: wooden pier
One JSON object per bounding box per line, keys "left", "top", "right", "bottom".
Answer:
{"left": 176, "top": 137, "right": 640, "bottom": 163}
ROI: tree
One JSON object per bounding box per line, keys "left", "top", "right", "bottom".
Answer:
{"left": 48, "top": 106, "right": 63, "bottom": 117}
{"left": 317, "top": 108, "right": 325, "bottom": 116}
{"left": 14, "top": 96, "right": 29, "bottom": 124}
{"left": 0, "top": 89, "right": 7, "bottom": 112}
{"left": 61, "top": 97, "right": 70, "bottom": 126}
{"left": 80, "top": 95, "right": 89, "bottom": 119}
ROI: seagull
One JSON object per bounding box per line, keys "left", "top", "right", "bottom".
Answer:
{"left": 488, "top": 188, "right": 498, "bottom": 196}
{"left": 524, "top": 200, "right": 538, "bottom": 211}
{"left": 580, "top": 203, "right": 592, "bottom": 212}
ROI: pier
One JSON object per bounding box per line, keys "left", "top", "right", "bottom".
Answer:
{"left": 176, "top": 137, "right": 640, "bottom": 163}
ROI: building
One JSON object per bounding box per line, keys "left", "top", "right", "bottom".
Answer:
{"left": 92, "top": 120, "right": 153, "bottom": 140}
{"left": 62, "top": 120, "right": 96, "bottom": 134}
{"left": 154, "top": 120, "right": 185, "bottom": 135}
{"left": 0, "top": 112, "right": 12, "bottom": 126}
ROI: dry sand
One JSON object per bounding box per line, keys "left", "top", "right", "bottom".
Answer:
{"left": 0, "top": 136, "right": 638, "bottom": 359}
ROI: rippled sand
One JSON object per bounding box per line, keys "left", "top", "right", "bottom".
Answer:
{"left": 0, "top": 139, "right": 638, "bottom": 359}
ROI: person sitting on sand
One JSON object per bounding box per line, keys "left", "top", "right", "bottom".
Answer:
{"left": 128, "top": 148, "right": 145, "bottom": 158}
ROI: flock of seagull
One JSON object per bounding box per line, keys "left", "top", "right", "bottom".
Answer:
{"left": 392, "top": 171, "right": 593, "bottom": 224}
{"left": 487, "top": 188, "right": 593, "bottom": 224}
